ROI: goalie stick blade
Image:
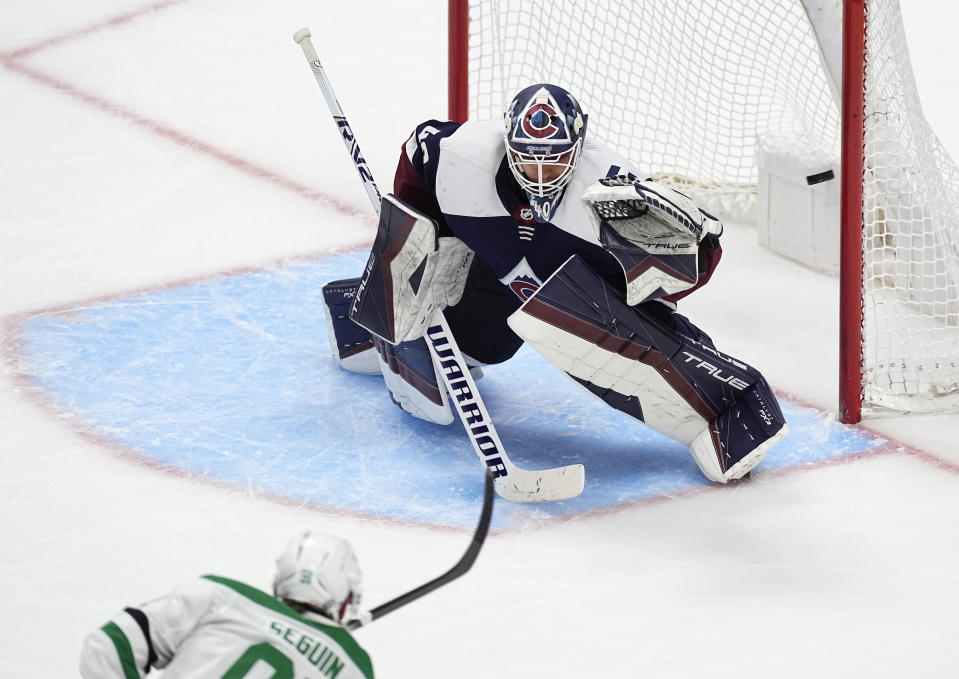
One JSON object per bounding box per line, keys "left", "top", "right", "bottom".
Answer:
{"left": 494, "top": 462, "right": 585, "bottom": 502}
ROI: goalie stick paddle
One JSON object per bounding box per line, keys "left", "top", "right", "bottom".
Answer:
{"left": 424, "top": 312, "right": 585, "bottom": 502}
{"left": 292, "top": 27, "right": 585, "bottom": 502}
{"left": 346, "top": 471, "right": 494, "bottom": 630}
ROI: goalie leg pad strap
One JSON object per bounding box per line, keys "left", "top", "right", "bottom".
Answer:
{"left": 322, "top": 278, "right": 379, "bottom": 374}
{"left": 507, "top": 255, "right": 786, "bottom": 482}
{"left": 374, "top": 336, "right": 454, "bottom": 425}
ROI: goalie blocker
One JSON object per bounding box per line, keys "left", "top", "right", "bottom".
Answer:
{"left": 507, "top": 254, "right": 787, "bottom": 483}
{"left": 349, "top": 194, "right": 473, "bottom": 345}
{"left": 322, "top": 194, "right": 475, "bottom": 424}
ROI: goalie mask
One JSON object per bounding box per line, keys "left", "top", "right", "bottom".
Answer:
{"left": 504, "top": 83, "right": 587, "bottom": 223}
{"left": 273, "top": 531, "right": 362, "bottom": 624}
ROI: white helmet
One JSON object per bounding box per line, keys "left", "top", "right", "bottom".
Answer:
{"left": 272, "top": 532, "right": 362, "bottom": 623}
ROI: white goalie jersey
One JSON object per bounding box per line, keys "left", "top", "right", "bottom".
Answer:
{"left": 79, "top": 575, "right": 374, "bottom": 679}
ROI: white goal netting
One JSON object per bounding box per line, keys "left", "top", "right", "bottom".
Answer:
{"left": 465, "top": 0, "right": 840, "bottom": 220}
{"left": 464, "top": 0, "right": 959, "bottom": 415}
{"left": 860, "top": 0, "right": 959, "bottom": 413}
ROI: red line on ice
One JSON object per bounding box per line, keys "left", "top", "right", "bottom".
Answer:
{"left": 3, "top": 0, "right": 192, "bottom": 60}
{"left": 0, "top": 0, "right": 368, "bottom": 221}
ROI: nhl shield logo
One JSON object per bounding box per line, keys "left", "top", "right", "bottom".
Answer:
{"left": 520, "top": 207, "right": 534, "bottom": 221}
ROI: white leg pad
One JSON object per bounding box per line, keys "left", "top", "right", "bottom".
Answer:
{"left": 690, "top": 422, "right": 788, "bottom": 483}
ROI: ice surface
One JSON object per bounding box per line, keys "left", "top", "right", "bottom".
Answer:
{"left": 2, "top": 1, "right": 959, "bottom": 677}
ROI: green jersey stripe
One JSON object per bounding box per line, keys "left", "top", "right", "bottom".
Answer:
{"left": 101, "top": 621, "right": 142, "bottom": 679}
{"left": 202, "top": 575, "right": 373, "bottom": 679}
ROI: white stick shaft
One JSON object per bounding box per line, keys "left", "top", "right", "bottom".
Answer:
{"left": 293, "top": 28, "right": 382, "bottom": 214}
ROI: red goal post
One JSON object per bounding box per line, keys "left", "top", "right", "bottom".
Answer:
{"left": 448, "top": 0, "right": 959, "bottom": 424}
{"left": 839, "top": 0, "right": 867, "bottom": 424}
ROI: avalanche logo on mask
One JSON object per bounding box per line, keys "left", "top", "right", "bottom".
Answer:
{"left": 522, "top": 105, "right": 560, "bottom": 139}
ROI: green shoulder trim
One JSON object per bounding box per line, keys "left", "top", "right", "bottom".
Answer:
{"left": 202, "top": 575, "right": 374, "bottom": 679}
{"left": 101, "top": 621, "right": 141, "bottom": 679}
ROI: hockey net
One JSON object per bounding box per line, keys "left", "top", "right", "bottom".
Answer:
{"left": 454, "top": 0, "right": 959, "bottom": 420}
{"left": 855, "top": 1, "right": 959, "bottom": 416}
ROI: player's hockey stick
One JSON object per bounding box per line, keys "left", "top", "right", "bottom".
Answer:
{"left": 293, "top": 28, "right": 585, "bottom": 502}
{"left": 345, "top": 470, "right": 494, "bottom": 630}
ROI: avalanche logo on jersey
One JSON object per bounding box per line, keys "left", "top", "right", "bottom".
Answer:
{"left": 499, "top": 257, "right": 543, "bottom": 300}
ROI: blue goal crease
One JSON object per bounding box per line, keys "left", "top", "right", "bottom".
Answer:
{"left": 17, "top": 251, "right": 881, "bottom": 530}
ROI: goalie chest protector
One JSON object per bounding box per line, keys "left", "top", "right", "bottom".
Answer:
{"left": 401, "top": 118, "right": 641, "bottom": 300}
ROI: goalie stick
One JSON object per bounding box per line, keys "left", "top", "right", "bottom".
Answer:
{"left": 292, "top": 27, "right": 585, "bottom": 502}
{"left": 346, "top": 470, "right": 494, "bottom": 630}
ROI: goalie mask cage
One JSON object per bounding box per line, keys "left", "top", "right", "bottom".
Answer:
{"left": 448, "top": 0, "right": 959, "bottom": 424}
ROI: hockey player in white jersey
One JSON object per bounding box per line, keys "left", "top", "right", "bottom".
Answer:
{"left": 80, "top": 532, "right": 373, "bottom": 678}
{"left": 325, "top": 83, "right": 788, "bottom": 484}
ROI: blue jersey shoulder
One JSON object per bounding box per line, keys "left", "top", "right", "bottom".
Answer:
{"left": 404, "top": 120, "right": 462, "bottom": 195}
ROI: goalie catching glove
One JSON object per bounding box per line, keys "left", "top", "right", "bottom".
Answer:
{"left": 582, "top": 176, "right": 723, "bottom": 305}
{"left": 349, "top": 194, "right": 474, "bottom": 345}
